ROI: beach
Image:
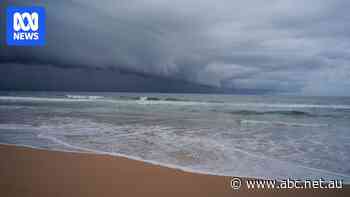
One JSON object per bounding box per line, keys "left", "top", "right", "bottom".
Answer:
{"left": 1, "top": 93, "right": 350, "bottom": 181}
{"left": 0, "top": 144, "right": 348, "bottom": 197}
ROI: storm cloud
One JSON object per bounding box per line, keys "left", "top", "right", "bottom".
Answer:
{"left": 1, "top": 0, "right": 350, "bottom": 95}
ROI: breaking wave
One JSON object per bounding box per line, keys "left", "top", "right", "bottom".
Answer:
{"left": 1, "top": 95, "right": 350, "bottom": 110}
{"left": 118, "top": 96, "right": 188, "bottom": 102}
{"left": 225, "top": 110, "right": 316, "bottom": 117}
{"left": 65, "top": 95, "right": 104, "bottom": 100}
{"left": 240, "top": 119, "right": 329, "bottom": 127}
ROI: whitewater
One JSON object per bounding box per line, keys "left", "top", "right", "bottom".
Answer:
{"left": 0, "top": 91, "right": 349, "bottom": 182}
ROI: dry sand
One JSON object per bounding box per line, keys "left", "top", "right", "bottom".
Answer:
{"left": 0, "top": 144, "right": 348, "bottom": 197}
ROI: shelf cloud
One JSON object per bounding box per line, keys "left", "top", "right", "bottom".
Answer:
{"left": 1, "top": 0, "right": 350, "bottom": 95}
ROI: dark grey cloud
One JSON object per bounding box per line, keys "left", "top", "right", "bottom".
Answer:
{"left": 1, "top": 0, "right": 350, "bottom": 95}
{"left": 0, "top": 63, "right": 222, "bottom": 93}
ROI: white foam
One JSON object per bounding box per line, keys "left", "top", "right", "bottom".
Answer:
{"left": 2, "top": 95, "right": 350, "bottom": 109}
{"left": 34, "top": 133, "right": 350, "bottom": 181}
{"left": 228, "top": 102, "right": 350, "bottom": 110}
{"left": 1, "top": 97, "right": 350, "bottom": 182}
{"left": 240, "top": 119, "right": 329, "bottom": 127}
{"left": 1, "top": 117, "right": 349, "bottom": 182}
{"left": 66, "top": 95, "right": 104, "bottom": 100}
{"left": 36, "top": 134, "right": 229, "bottom": 176}
{"left": 0, "top": 123, "right": 38, "bottom": 130}
{"left": 32, "top": 116, "right": 349, "bottom": 180}
{"left": 139, "top": 96, "right": 148, "bottom": 101}
{"left": 0, "top": 96, "right": 94, "bottom": 102}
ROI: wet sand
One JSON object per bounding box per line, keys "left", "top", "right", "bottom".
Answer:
{"left": 0, "top": 144, "right": 348, "bottom": 197}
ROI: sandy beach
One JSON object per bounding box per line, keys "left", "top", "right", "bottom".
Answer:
{"left": 0, "top": 144, "right": 348, "bottom": 197}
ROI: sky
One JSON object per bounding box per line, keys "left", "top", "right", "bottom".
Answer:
{"left": 1, "top": 0, "right": 350, "bottom": 95}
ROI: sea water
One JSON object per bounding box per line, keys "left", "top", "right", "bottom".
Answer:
{"left": 0, "top": 91, "right": 349, "bottom": 182}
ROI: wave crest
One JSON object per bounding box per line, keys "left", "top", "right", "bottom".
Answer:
{"left": 66, "top": 95, "right": 104, "bottom": 100}
{"left": 226, "top": 110, "right": 315, "bottom": 117}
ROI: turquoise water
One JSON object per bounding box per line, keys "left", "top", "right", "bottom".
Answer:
{"left": 0, "top": 91, "right": 349, "bottom": 182}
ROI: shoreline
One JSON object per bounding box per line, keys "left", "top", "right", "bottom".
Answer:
{"left": 0, "top": 144, "right": 349, "bottom": 196}
{"left": 2, "top": 142, "right": 349, "bottom": 180}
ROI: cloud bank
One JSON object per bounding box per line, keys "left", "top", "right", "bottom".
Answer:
{"left": 1, "top": 0, "right": 350, "bottom": 95}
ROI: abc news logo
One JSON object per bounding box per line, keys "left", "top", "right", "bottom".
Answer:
{"left": 6, "top": 6, "right": 45, "bottom": 46}
{"left": 13, "top": 12, "right": 39, "bottom": 40}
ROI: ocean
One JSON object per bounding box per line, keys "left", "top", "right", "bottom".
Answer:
{"left": 0, "top": 91, "right": 349, "bottom": 182}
